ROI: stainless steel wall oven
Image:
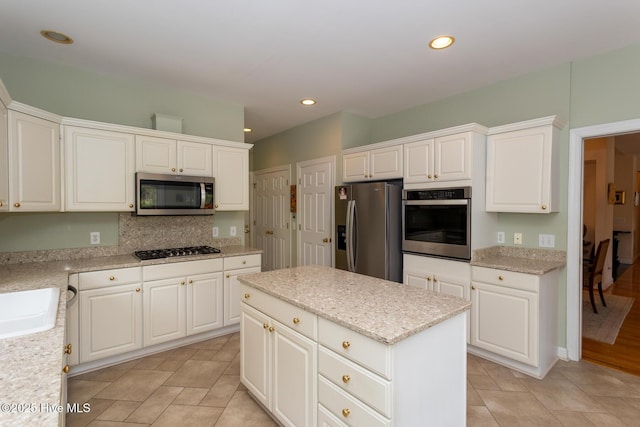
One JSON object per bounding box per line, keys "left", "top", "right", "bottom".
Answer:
{"left": 402, "top": 187, "right": 471, "bottom": 260}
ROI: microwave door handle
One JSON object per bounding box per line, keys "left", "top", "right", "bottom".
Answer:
{"left": 200, "top": 183, "right": 206, "bottom": 209}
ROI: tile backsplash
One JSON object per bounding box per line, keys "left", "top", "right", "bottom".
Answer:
{"left": 0, "top": 214, "right": 242, "bottom": 265}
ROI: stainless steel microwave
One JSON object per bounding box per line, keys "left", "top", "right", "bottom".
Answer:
{"left": 135, "top": 172, "right": 215, "bottom": 216}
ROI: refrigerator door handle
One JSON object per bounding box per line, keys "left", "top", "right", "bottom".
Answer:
{"left": 346, "top": 200, "right": 355, "bottom": 272}
{"left": 348, "top": 200, "right": 357, "bottom": 272}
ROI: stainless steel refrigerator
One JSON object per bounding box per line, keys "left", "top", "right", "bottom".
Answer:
{"left": 335, "top": 182, "right": 402, "bottom": 282}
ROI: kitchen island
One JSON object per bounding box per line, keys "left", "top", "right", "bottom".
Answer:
{"left": 239, "top": 265, "right": 470, "bottom": 427}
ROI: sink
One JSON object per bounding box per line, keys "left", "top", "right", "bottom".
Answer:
{"left": 0, "top": 287, "right": 60, "bottom": 339}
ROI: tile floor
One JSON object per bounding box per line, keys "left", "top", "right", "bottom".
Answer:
{"left": 67, "top": 332, "right": 640, "bottom": 426}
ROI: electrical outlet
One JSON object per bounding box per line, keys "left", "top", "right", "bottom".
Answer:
{"left": 90, "top": 232, "right": 100, "bottom": 245}
{"left": 230, "top": 226, "right": 237, "bottom": 236}
{"left": 497, "top": 231, "right": 505, "bottom": 244}
{"left": 514, "top": 232, "right": 523, "bottom": 245}
{"left": 539, "top": 234, "right": 555, "bottom": 248}
{"left": 212, "top": 227, "right": 219, "bottom": 237}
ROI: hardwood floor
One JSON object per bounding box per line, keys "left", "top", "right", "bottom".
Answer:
{"left": 582, "top": 260, "right": 640, "bottom": 376}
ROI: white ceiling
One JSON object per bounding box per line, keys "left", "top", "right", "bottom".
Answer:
{"left": 1, "top": 1, "right": 640, "bottom": 143}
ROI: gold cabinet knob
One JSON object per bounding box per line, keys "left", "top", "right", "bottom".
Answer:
{"left": 215, "top": 204, "right": 219, "bottom": 208}
{"left": 136, "top": 288, "right": 141, "bottom": 292}
{"left": 109, "top": 276, "right": 115, "bottom": 281}
{"left": 0, "top": 201, "right": 3, "bottom": 207}
{"left": 427, "top": 174, "right": 432, "bottom": 179}
{"left": 64, "top": 344, "right": 72, "bottom": 354}
{"left": 179, "top": 168, "right": 184, "bottom": 172}
{"left": 471, "top": 285, "right": 476, "bottom": 290}
{"left": 226, "top": 274, "right": 230, "bottom": 278}
{"left": 293, "top": 317, "right": 300, "bottom": 325}
{"left": 498, "top": 275, "right": 504, "bottom": 281}
{"left": 13, "top": 202, "right": 20, "bottom": 208}
{"left": 541, "top": 204, "right": 547, "bottom": 210}
{"left": 188, "top": 279, "right": 193, "bottom": 284}
{"left": 427, "top": 277, "right": 431, "bottom": 282}
{"left": 62, "top": 365, "right": 70, "bottom": 374}
{"left": 342, "top": 341, "right": 351, "bottom": 350}
{"left": 342, "top": 408, "right": 351, "bottom": 418}
{"left": 171, "top": 167, "right": 176, "bottom": 172}
{"left": 244, "top": 293, "right": 250, "bottom": 299}
{"left": 181, "top": 280, "right": 185, "bottom": 285}
{"left": 342, "top": 374, "right": 350, "bottom": 384}
{"left": 242, "top": 260, "right": 247, "bottom": 264}
{"left": 263, "top": 323, "right": 268, "bottom": 329}
{"left": 434, "top": 174, "right": 439, "bottom": 179}
{"left": 268, "top": 326, "right": 275, "bottom": 332}
{"left": 129, "top": 203, "right": 134, "bottom": 208}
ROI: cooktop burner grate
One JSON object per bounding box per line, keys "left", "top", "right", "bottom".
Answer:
{"left": 134, "top": 245, "right": 221, "bottom": 261}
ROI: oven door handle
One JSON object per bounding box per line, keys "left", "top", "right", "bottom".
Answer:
{"left": 403, "top": 199, "right": 469, "bottom": 206}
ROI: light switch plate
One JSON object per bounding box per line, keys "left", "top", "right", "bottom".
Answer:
{"left": 514, "top": 233, "right": 523, "bottom": 245}
{"left": 230, "top": 226, "right": 237, "bottom": 236}
{"left": 497, "top": 231, "right": 505, "bottom": 244}
{"left": 90, "top": 232, "right": 100, "bottom": 245}
{"left": 539, "top": 234, "right": 555, "bottom": 248}
{"left": 212, "top": 227, "right": 219, "bottom": 237}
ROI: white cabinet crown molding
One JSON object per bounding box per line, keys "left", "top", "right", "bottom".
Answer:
{"left": 0, "top": 78, "right": 12, "bottom": 107}
{"left": 62, "top": 117, "right": 253, "bottom": 150}
{"left": 342, "top": 122, "right": 488, "bottom": 155}
{"left": 8, "top": 101, "right": 63, "bottom": 123}
{"left": 487, "top": 115, "right": 566, "bottom": 135}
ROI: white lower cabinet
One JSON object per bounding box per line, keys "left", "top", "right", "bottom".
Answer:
{"left": 469, "top": 266, "right": 559, "bottom": 378}
{"left": 78, "top": 267, "right": 143, "bottom": 363}
{"left": 240, "top": 286, "right": 317, "bottom": 427}
{"left": 143, "top": 259, "right": 223, "bottom": 347}
{"left": 223, "top": 254, "right": 262, "bottom": 326}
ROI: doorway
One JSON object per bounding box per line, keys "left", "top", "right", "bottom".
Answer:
{"left": 568, "top": 118, "right": 640, "bottom": 362}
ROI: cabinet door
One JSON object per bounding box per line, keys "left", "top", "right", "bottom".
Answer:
{"left": 403, "top": 139, "right": 434, "bottom": 183}
{"left": 187, "top": 271, "right": 224, "bottom": 335}
{"left": 0, "top": 100, "right": 7, "bottom": 211}
{"left": 369, "top": 145, "right": 402, "bottom": 181}
{"left": 434, "top": 275, "right": 469, "bottom": 300}
{"left": 213, "top": 145, "right": 249, "bottom": 210}
{"left": 143, "top": 278, "right": 186, "bottom": 347}
{"left": 135, "top": 135, "right": 177, "bottom": 174}
{"left": 65, "top": 126, "right": 135, "bottom": 211}
{"left": 434, "top": 132, "right": 471, "bottom": 182}
{"left": 486, "top": 126, "right": 554, "bottom": 213}
{"left": 224, "top": 266, "right": 261, "bottom": 326}
{"left": 404, "top": 270, "right": 433, "bottom": 291}
{"left": 272, "top": 319, "right": 317, "bottom": 427}
{"left": 79, "top": 283, "right": 142, "bottom": 362}
{"left": 178, "top": 140, "right": 213, "bottom": 176}
{"left": 343, "top": 151, "right": 369, "bottom": 182}
{"left": 470, "top": 281, "right": 538, "bottom": 366}
{"left": 9, "top": 110, "right": 60, "bottom": 211}
{"left": 241, "top": 303, "right": 272, "bottom": 409}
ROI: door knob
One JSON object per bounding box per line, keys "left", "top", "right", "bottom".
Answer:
{"left": 322, "top": 237, "right": 330, "bottom": 243}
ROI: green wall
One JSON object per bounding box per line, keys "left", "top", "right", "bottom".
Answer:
{"left": 0, "top": 52, "right": 247, "bottom": 252}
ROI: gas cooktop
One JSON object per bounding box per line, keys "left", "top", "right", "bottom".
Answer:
{"left": 134, "top": 245, "right": 221, "bottom": 261}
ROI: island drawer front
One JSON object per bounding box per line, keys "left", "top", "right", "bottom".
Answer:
{"left": 318, "top": 376, "right": 390, "bottom": 427}
{"left": 318, "top": 404, "right": 348, "bottom": 427}
{"left": 318, "top": 317, "right": 392, "bottom": 380}
{"left": 79, "top": 267, "right": 141, "bottom": 290}
{"left": 240, "top": 285, "right": 317, "bottom": 340}
{"left": 318, "top": 346, "right": 391, "bottom": 417}
{"left": 223, "top": 254, "right": 261, "bottom": 270}
{"left": 143, "top": 258, "right": 223, "bottom": 281}
{"left": 471, "top": 266, "right": 539, "bottom": 292}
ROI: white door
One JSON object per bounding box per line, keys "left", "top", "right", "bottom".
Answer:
{"left": 143, "top": 278, "right": 186, "bottom": 347}
{"left": 187, "top": 271, "right": 223, "bottom": 335}
{"left": 240, "top": 303, "right": 272, "bottom": 409}
{"left": 297, "top": 157, "right": 334, "bottom": 267}
{"left": 254, "top": 166, "right": 291, "bottom": 271}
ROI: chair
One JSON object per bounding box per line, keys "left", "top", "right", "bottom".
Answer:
{"left": 583, "top": 239, "right": 610, "bottom": 314}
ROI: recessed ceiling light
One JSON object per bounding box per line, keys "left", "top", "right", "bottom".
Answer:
{"left": 40, "top": 30, "right": 74, "bottom": 45}
{"left": 300, "top": 98, "right": 317, "bottom": 106}
{"left": 429, "top": 35, "right": 455, "bottom": 50}
{"left": 244, "top": 128, "right": 252, "bottom": 133}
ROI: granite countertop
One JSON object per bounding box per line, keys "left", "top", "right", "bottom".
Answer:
{"left": 238, "top": 265, "right": 471, "bottom": 345}
{"left": 0, "top": 245, "right": 261, "bottom": 427}
{"left": 471, "top": 246, "right": 566, "bottom": 275}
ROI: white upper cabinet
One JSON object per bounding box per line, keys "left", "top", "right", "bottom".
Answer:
{"left": 404, "top": 132, "right": 472, "bottom": 184}
{"left": 8, "top": 108, "right": 61, "bottom": 211}
{"left": 486, "top": 116, "right": 564, "bottom": 213}
{"left": 65, "top": 126, "right": 135, "bottom": 211}
{"left": 136, "top": 135, "right": 213, "bottom": 176}
{"left": 213, "top": 145, "right": 249, "bottom": 210}
{"left": 343, "top": 145, "right": 402, "bottom": 182}
{"left": 0, "top": 96, "right": 8, "bottom": 212}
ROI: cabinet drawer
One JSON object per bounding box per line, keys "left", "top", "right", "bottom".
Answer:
{"left": 471, "top": 266, "right": 539, "bottom": 292}
{"left": 79, "top": 267, "right": 141, "bottom": 290}
{"left": 318, "top": 317, "right": 391, "bottom": 380}
{"left": 223, "top": 254, "right": 261, "bottom": 270}
{"left": 318, "top": 346, "right": 391, "bottom": 417}
{"left": 318, "top": 376, "right": 390, "bottom": 427}
{"left": 240, "top": 285, "right": 317, "bottom": 340}
{"left": 143, "top": 258, "right": 223, "bottom": 281}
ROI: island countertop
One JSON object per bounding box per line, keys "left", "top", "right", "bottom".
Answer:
{"left": 238, "top": 265, "right": 471, "bottom": 345}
